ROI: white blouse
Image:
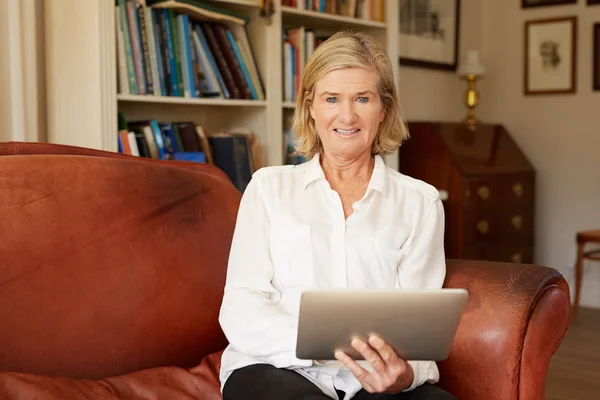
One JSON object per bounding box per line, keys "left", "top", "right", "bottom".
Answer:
{"left": 218, "top": 153, "right": 447, "bottom": 400}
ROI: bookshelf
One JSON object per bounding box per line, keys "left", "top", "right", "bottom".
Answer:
{"left": 44, "top": 0, "right": 400, "bottom": 170}
{"left": 280, "top": 6, "right": 387, "bottom": 29}
{"left": 117, "top": 94, "right": 267, "bottom": 106}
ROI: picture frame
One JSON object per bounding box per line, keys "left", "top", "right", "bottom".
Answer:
{"left": 594, "top": 23, "right": 600, "bottom": 91}
{"left": 398, "top": 0, "right": 460, "bottom": 72}
{"left": 521, "top": 0, "right": 577, "bottom": 8}
{"left": 524, "top": 16, "right": 577, "bottom": 95}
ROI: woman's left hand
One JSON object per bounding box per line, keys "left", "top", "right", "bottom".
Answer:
{"left": 334, "top": 335, "right": 414, "bottom": 394}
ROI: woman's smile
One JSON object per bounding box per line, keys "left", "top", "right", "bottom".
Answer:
{"left": 334, "top": 128, "right": 361, "bottom": 137}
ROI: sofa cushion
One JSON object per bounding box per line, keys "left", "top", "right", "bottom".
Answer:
{"left": 0, "top": 350, "right": 224, "bottom": 400}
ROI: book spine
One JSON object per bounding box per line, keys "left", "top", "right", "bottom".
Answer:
{"left": 168, "top": 9, "right": 184, "bottom": 97}
{"left": 145, "top": 7, "right": 162, "bottom": 96}
{"left": 137, "top": 2, "right": 154, "bottom": 95}
{"left": 115, "top": 5, "right": 130, "bottom": 95}
{"left": 229, "top": 24, "right": 265, "bottom": 99}
{"left": 117, "top": 1, "right": 138, "bottom": 94}
{"left": 212, "top": 24, "right": 252, "bottom": 100}
{"left": 191, "top": 29, "right": 224, "bottom": 97}
{"left": 181, "top": 14, "right": 196, "bottom": 97}
{"left": 226, "top": 29, "right": 257, "bottom": 100}
{"left": 187, "top": 17, "right": 202, "bottom": 98}
{"left": 126, "top": 0, "right": 146, "bottom": 94}
{"left": 176, "top": 14, "right": 191, "bottom": 97}
{"left": 149, "top": 8, "right": 166, "bottom": 96}
{"left": 161, "top": 9, "right": 178, "bottom": 96}
{"left": 201, "top": 23, "right": 242, "bottom": 99}
{"left": 194, "top": 24, "right": 229, "bottom": 98}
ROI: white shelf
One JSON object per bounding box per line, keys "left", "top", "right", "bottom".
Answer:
{"left": 206, "top": 0, "right": 261, "bottom": 7}
{"left": 281, "top": 6, "right": 386, "bottom": 29}
{"left": 153, "top": 0, "right": 262, "bottom": 9}
{"left": 282, "top": 101, "right": 295, "bottom": 109}
{"left": 117, "top": 94, "right": 267, "bottom": 107}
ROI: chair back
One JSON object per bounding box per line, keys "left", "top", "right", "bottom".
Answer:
{"left": 0, "top": 142, "right": 240, "bottom": 379}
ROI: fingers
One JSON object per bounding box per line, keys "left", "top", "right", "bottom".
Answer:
{"left": 334, "top": 350, "right": 371, "bottom": 384}
{"left": 336, "top": 336, "right": 409, "bottom": 394}
{"left": 351, "top": 337, "right": 386, "bottom": 375}
{"left": 368, "top": 335, "right": 400, "bottom": 364}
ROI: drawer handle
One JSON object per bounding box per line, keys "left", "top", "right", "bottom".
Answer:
{"left": 477, "top": 186, "right": 490, "bottom": 200}
{"left": 477, "top": 220, "right": 489, "bottom": 235}
{"left": 511, "top": 253, "right": 523, "bottom": 263}
{"left": 512, "top": 215, "right": 522, "bottom": 230}
{"left": 513, "top": 183, "right": 523, "bottom": 198}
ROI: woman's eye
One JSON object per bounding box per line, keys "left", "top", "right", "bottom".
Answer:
{"left": 326, "top": 97, "right": 337, "bottom": 103}
{"left": 357, "top": 96, "right": 369, "bottom": 103}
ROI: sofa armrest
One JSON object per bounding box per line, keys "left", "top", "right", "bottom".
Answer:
{"left": 438, "top": 259, "right": 570, "bottom": 400}
{"left": 0, "top": 352, "right": 224, "bottom": 400}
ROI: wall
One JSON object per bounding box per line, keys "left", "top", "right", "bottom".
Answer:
{"left": 398, "top": 0, "right": 483, "bottom": 121}
{"left": 0, "top": 3, "right": 8, "bottom": 139}
{"left": 0, "top": 0, "right": 46, "bottom": 143}
{"left": 478, "top": 1, "right": 600, "bottom": 307}
{"left": 0, "top": 0, "right": 20, "bottom": 142}
{"left": 44, "top": 0, "right": 115, "bottom": 151}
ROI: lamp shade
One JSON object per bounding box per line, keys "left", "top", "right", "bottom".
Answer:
{"left": 458, "top": 50, "right": 485, "bottom": 77}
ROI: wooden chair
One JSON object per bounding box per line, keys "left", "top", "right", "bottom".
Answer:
{"left": 573, "top": 230, "right": 600, "bottom": 319}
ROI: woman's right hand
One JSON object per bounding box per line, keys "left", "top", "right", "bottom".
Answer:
{"left": 334, "top": 335, "right": 414, "bottom": 394}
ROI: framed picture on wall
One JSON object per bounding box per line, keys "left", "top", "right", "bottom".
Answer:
{"left": 398, "top": 0, "right": 460, "bottom": 71}
{"left": 522, "top": 0, "right": 577, "bottom": 8}
{"left": 524, "top": 16, "right": 577, "bottom": 95}
{"left": 594, "top": 23, "right": 600, "bottom": 91}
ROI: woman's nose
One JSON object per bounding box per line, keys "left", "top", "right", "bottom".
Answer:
{"left": 339, "top": 101, "right": 358, "bottom": 124}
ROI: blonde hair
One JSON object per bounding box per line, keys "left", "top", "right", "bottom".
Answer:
{"left": 292, "top": 30, "right": 408, "bottom": 159}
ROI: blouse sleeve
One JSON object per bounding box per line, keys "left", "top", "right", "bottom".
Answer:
{"left": 218, "top": 174, "right": 313, "bottom": 368}
{"left": 396, "top": 196, "right": 446, "bottom": 391}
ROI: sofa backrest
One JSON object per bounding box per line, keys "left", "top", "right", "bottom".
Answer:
{"left": 0, "top": 142, "right": 241, "bottom": 380}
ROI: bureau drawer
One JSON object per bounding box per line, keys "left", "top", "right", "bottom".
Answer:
{"left": 462, "top": 174, "right": 534, "bottom": 208}
{"left": 461, "top": 243, "right": 534, "bottom": 264}
{"left": 461, "top": 207, "right": 534, "bottom": 245}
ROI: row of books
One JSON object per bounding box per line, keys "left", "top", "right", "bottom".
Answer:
{"left": 117, "top": 114, "right": 261, "bottom": 193}
{"left": 283, "top": 27, "right": 329, "bottom": 102}
{"left": 282, "top": 0, "right": 384, "bottom": 22}
{"left": 116, "top": 0, "right": 264, "bottom": 100}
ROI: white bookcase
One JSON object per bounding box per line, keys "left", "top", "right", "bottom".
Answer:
{"left": 44, "top": 0, "right": 400, "bottom": 170}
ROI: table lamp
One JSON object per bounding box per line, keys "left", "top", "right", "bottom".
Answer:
{"left": 457, "top": 50, "right": 485, "bottom": 130}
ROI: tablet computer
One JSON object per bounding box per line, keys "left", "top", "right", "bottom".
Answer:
{"left": 295, "top": 288, "right": 468, "bottom": 361}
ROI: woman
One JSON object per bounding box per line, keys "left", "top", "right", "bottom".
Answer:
{"left": 218, "top": 31, "right": 455, "bottom": 400}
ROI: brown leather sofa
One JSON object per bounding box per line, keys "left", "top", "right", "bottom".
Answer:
{"left": 0, "top": 142, "right": 570, "bottom": 400}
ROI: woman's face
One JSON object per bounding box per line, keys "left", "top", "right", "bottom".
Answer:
{"left": 309, "top": 67, "right": 384, "bottom": 161}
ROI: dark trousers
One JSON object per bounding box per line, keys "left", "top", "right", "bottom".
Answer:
{"left": 223, "top": 364, "right": 457, "bottom": 400}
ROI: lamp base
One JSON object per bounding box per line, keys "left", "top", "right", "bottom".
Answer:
{"left": 462, "top": 114, "right": 479, "bottom": 131}
{"left": 462, "top": 75, "right": 481, "bottom": 131}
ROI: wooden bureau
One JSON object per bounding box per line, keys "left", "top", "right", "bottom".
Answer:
{"left": 398, "top": 122, "right": 536, "bottom": 264}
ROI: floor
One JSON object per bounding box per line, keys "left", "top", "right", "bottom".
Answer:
{"left": 545, "top": 307, "right": 600, "bottom": 400}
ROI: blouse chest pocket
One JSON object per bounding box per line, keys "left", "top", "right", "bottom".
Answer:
{"left": 269, "top": 220, "right": 313, "bottom": 288}
{"left": 369, "top": 239, "right": 403, "bottom": 288}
